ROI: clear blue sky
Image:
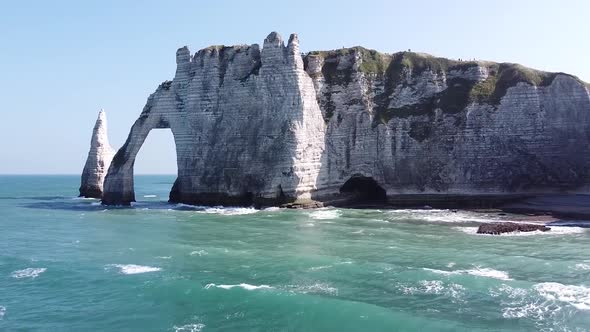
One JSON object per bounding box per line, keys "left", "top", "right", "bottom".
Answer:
{"left": 1, "top": 0, "right": 588, "bottom": 174}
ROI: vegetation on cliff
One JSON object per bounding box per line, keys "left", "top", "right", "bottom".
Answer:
{"left": 304, "top": 47, "right": 585, "bottom": 125}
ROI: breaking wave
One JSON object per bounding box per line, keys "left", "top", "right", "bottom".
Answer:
{"left": 0, "top": 306, "right": 5, "bottom": 320}
{"left": 309, "top": 209, "right": 341, "bottom": 220}
{"left": 493, "top": 282, "right": 590, "bottom": 322}
{"left": 204, "top": 283, "right": 273, "bottom": 291}
{"left": 174, "top": 204, "right": 258, "bottom": 215}
{"left": 574, "top": 263, "right": 590, "bottom": 271}
{"left": 106, "top": 264, "right": 161, "bottom": 275}
{"left": 423, "top": 266, "right": 512, "bottom": 280}
{"left": 398, "top": 280, "right": 465, "bottom": 302}
{"left": 287, "top": 283, "right": 339, "bottom": 296}
{"left": 388, "top": 209, "right": 510, "bottom": 224}
{"left": 173, "top": 323, "right": 205, "bottom": 332}
{"left": 535, "top": 282, "right": 590, "bottom": 311}
{"left": 190, "top": 250, "right": 208, "bottom": 256}
{"left": 11, "top": 267, "right": 47, "bottom": 279}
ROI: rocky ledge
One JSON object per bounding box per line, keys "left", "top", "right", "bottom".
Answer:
{"left": 477, "top": 222, "right": 551, "bottom": 235}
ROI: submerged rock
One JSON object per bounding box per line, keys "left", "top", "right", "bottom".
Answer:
{"left": 79, "top": 110, "right": 114, "bottom": 198}
{"left": 477, "top": 222, "right": 550, "bottom": 235}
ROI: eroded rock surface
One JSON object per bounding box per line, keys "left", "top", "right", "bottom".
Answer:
{"left": 100, "top": 32, "right": 590, "bottom": 206}
{"left": 80, "top": 110, "right": 114, "bottom": 198}
{"left": 477, "top": 222, "right": 550, "bottom": 235}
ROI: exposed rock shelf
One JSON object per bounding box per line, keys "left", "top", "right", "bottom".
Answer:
{"left": 477, "top": 222, "right": 550, "bottom": 235}
{"left": 91, "top": 32, "right": 589, "bottom": 206}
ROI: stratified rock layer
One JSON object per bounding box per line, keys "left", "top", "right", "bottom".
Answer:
{"left": 101, "top": 32, "right": 590, "bottom": 206}
{"left": 102, "top": 33, "right": 325, "bottom": 205}
{"left": 80, "top": 110, "right": 115, "bottom": 198}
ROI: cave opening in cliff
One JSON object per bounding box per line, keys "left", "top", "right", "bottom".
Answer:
{"left": 339, "top": 176, "right": 387, "bottom": 203}
{"left": 134, "top": 129, "right": 178, "bottom": 200}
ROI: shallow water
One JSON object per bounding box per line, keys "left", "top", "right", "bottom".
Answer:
{"left": 1, "top": 175, "right": 589, "bottom": 331}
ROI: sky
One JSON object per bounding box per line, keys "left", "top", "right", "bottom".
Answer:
{"left": 1, "top": 0, "right": 589, "bottom": 174}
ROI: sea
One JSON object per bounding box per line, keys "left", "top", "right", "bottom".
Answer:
{"left": 1, "top": 175, "right": 589, "bottom": 331}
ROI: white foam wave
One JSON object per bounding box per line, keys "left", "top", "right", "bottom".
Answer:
{"left": 204, "top": 283, "right": 273, "bottom": 291}
{"left": 0, "top": 306, "right": 5, "bottom": 320}
{"left": 190, "top": 250, "right": 208, "bottom": 256}
{"left": 173, "top": 323, "right": 205, "bottom": 332}
{"left": 336, "top": 261, "right": 353, "bottom": 265}
{"left": 263, "top": 207, "right": 280, "bottom": 212}
{"left": 200, "top": 207, "right": 258, "bottom": 216}
{"left": 574, "top": 263, "right": 590, "bottom": 271}
{"left": 309, "top": 209, "right": 341, "bottom": 220}
{"left": 11, "top": 267, "right": 46, "bottom": 279}
{"left": 143, "top": 195, "right": 157, "bottom": 198}
{"left": 455, "top": 226, "right": 585, "bottom": 236}
{"left": 389, "top": 209, "right": 505, "bottom": 224}
{"left": 107, "top": 264, "right": 161, "bottom": 275}
{"left": 288, "top": 283, "right": 338, "bottom": 296}
{"left": 535, "top": 282, "right": 590, "bottom": 310}
{"left": 399, "top": 280, "right": 465, "bottom": 300}
{"left": 72, "top": 197, "right": 97, "bottom": 200}
{"left": 156, "top": 256, "right": 172, "bottom": 260}
{"left": 308, "top": 265, "right": 332, "bottom": 271}
{"left": 489, "top": 284, "right": 528, "bottom": 299}
{"left": 174, "top": 204, "right": 258, "bottom": 215}
{"left": 423, "top": 267, "right": 512, "bottom": 280}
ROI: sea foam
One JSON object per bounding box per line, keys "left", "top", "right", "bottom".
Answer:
{"left": 423, "top": 266, "right": 512, "bottom": 281}
{"left": 0, "top": 306, "right": 5, "bottom": 320}
{"left": 309, "top": 209, "right": 341, "bottom": 220}
{"left": 173, "top": 323, "right": 205, "bottom": 332}
{"left": 107, "top": 264, "right": 161, "bottom": 275}
{"left": 535, "top": 282, "right": 590, "bottom": 311}
{"left": 287, "top": 283, "right": 339, "bottom": 296}
{"left": 204, "top": 283, "right": 273, "bottom": 291}
{"left": 11, "top": 267, "right": 47, "bottom": 279}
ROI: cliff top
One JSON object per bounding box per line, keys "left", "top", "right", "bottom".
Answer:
{"left": 305, "top": 46, "right": 587, "bottom": 86}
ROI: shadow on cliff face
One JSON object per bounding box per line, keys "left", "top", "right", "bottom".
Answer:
{"left": 339, "top": 176, "right": 387, "bottom": 202}
{"left": 21, "top": 197, "right": 175, "bottom": 212}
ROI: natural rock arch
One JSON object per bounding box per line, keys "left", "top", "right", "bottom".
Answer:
{"left": 102, "top": 111, "right": 182, "bottom": 205}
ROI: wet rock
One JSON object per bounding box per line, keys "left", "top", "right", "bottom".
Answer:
{"left": 477, "top": 222, "right": 550, "bottom": 235}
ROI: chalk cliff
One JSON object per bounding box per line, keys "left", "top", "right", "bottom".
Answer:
{"left": 100, "top": 32, "right": 590, "bottom": 206}
{"left": 80, "top": 110, "right": 115, "bottom": 198}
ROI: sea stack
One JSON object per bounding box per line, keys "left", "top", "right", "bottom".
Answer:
{"left": 79, "top": 110, "right": 115, "bottom": 198}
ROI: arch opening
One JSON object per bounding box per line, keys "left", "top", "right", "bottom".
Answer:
{"left": 133, "top": 128, "right": 178, "bottom": 201}
{"left": 339, "top": 175, "right": 387, "bottom": 203}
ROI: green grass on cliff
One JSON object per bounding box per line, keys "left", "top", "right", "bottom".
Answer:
{"left": 304, "top": 47, "right": 583, "bottom": 124}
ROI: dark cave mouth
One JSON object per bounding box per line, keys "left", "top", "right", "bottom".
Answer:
{"left": 339, "top": 176, "right": 387, "bottom": 202}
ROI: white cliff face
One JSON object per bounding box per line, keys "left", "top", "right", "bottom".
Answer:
{"left": 79, "top": 110, "right": 115, "bottom": 198}
{"left": 102, "top": 32, "right": 325, "bottom": 206}
{"left": 307, "top": 50, "right": 590, "bottom": 199}
{"left": 99, "top": 33, "right": 590, "bottom": 206}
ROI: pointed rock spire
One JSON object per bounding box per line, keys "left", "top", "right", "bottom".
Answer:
{"left": 79, "top": 109, "right": 115, "bottom": 198}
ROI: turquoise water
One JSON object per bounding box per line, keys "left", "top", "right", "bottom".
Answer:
{"left": 1, "top": 175, "right": 589, "bottom": 331}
